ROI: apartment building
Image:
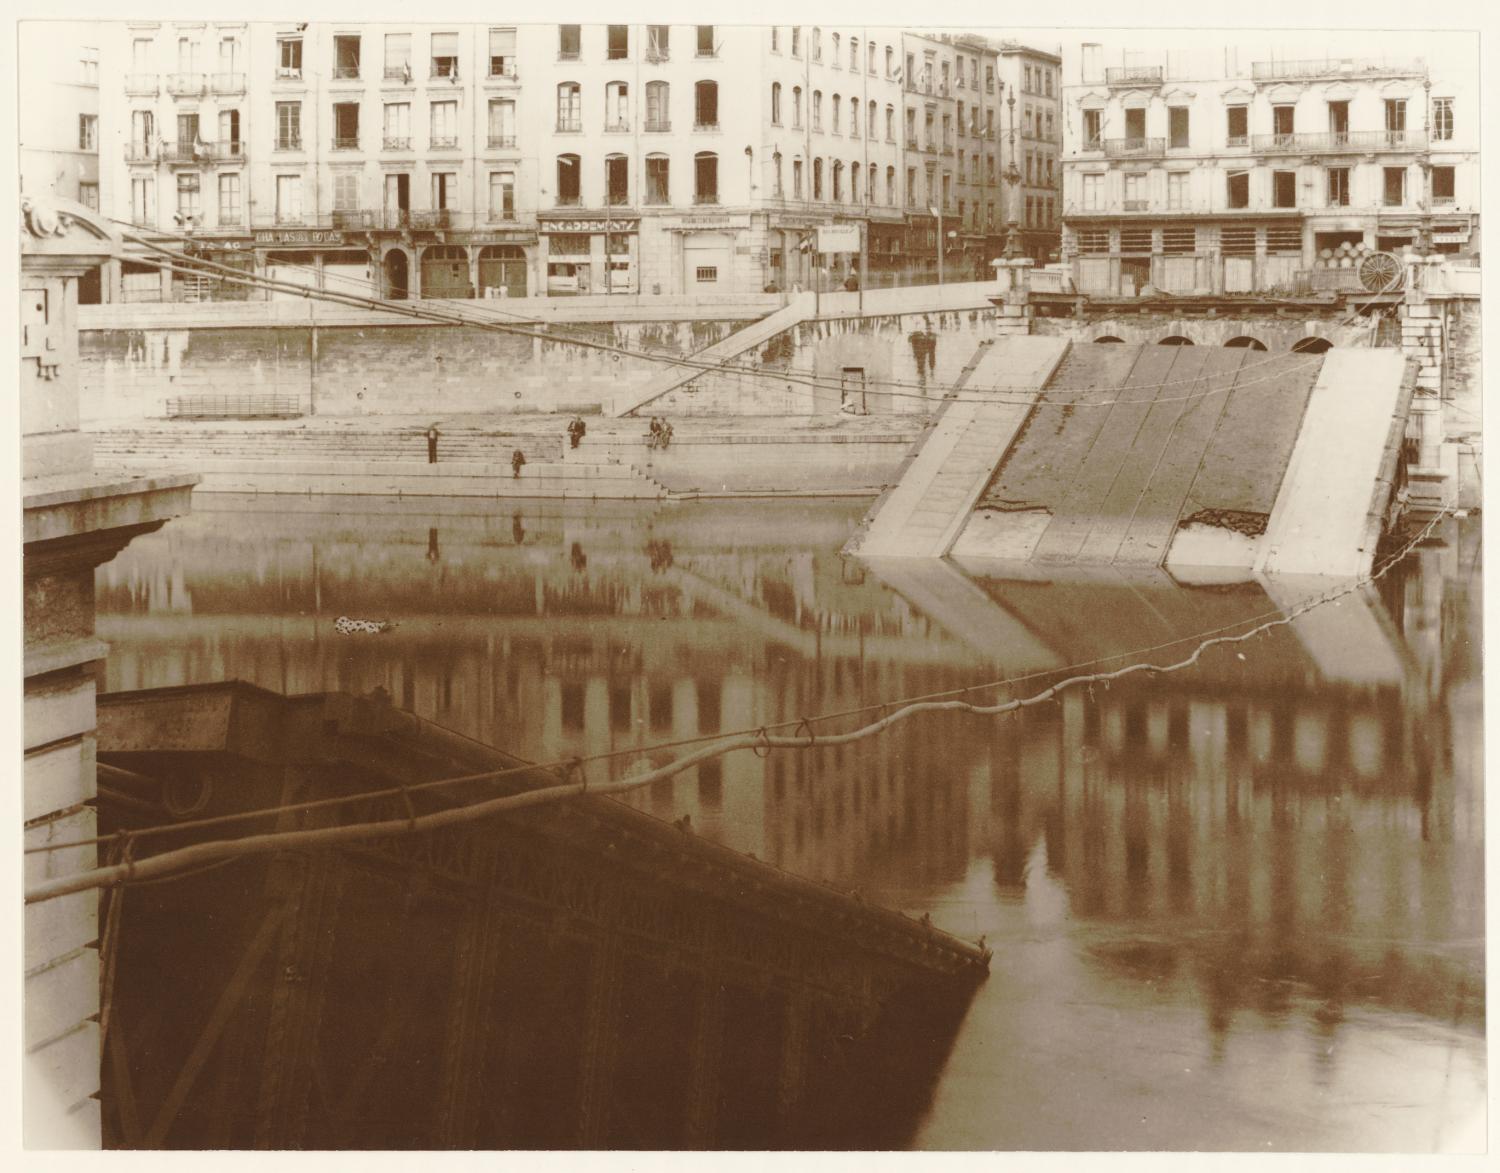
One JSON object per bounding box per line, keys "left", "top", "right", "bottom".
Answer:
{"left": 1059, "top": 43, "right": 1479, "bottom": 295}
{"left": 994, "top": 41, "right": 1062, "bottom": 262}
{"left": 19, "top": 23, "right": 101, "bottom": 210}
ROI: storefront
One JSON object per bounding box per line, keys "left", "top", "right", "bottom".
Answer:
{"left": 538, "top": 214, "right": 639, "bottom": 297}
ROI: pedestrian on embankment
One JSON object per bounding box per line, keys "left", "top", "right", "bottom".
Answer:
{"left": 425, "top": 423, "right": 441, "bottom": 464}
{"left": 511, "top": 448, "right": 526, "bottom": 479}
{"left": 567, "top": 416, "right": 587, "bottom": 450}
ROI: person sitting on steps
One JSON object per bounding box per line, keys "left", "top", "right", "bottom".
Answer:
{"left": 511, "top": 449, "right": 526, "bottom": 479}
{"left": 567, "top": 416, "right": 587, "bottom": 449}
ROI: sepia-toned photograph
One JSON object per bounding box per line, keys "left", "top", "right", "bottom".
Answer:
{"left": 14, "top": 4, "right": 1485, "bottom": 1157}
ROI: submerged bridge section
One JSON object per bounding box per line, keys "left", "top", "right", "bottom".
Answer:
{"left": 93, "top": 682, "right": 986, "bottom": 1150}
{"left": 849, "top": 339, "right": 1413, "bottom": 577}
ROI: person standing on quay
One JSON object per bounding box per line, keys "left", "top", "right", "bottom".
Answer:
{"left": 425, "top": 423, "right": 441, "bottom": 464}
{"left": 511, "top": 449, "right": 527, "bottom": 479}
{"left": 567, "top": 416, "right": 587, "bottom": 450}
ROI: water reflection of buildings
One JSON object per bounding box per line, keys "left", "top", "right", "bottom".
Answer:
{"left": 97, "top": 502, "right": 1482, "bottom": 1046}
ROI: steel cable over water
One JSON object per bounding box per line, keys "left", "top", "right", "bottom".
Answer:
{"left": 24, "top": 508, "right": 1452, "bottom": 905}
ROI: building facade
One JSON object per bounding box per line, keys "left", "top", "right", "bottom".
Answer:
{"left": 100, "top": 22, "right": 1037, "bottom": 300}
{"left": 994, "top": 41, "right": 1062, "bottom": 262}
{"left": 1059, "top": 44, "right": 1480, "bottom": 295}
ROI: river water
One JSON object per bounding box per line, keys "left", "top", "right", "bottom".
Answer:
{"left": 95, "top": 495, "right": 1484, "bottom": 1152}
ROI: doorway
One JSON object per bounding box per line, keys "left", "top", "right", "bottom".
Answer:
{"left": 383, "top": 249, "right": 410, "bottom": 300}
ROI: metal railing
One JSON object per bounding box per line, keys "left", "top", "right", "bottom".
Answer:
{"left": 1123, "top": 199, "right": 1150, "bottom": 211}
{"left": 166, "top": 72, "right": 207, "bottom": 96}
{"left": 1226, "top": 134, "right": 1249, "bottom": 148}
{"left": 384, "top": 66, "right": 414, "bottom": 82}
{"left": 693, "top": 193, "right": 720, "bottom": 205}
{"left": 212, "top": 72, "right": 246, "bottom": 94}
{"left": 333, "top": 65, "right": 361, "bottom": 81}
{"left": 430, "top": 135, "right": 460, "bottom": 149}
{"left": 125, "top": 73, "right": 158, "bottom": 96}
{"left": 555, "top": 195, "right": 582, "bottom": 208}
{"left": 275, "top": 136, "right": 303, "bottom": 151}
{"left": 383, "top": 136, "right": 411, "bottom": 151}
{"left": 1105, "top": 65, "right": 1164, "bottom": 86}
{"left": 166, "top": 394, "right": 301, "bottom": 420}
{"left": 160, "top": 141, "right": 212, "bottom": 164}
{"left": 645, "top": 119, "right": 671, "bottom": 133}
{"left": 430, "top": 60, "right": 459, "bottom": 79}
{"left": 556, "top": 118, "right": 582, "bottom": 133}
{"left": 1104, "top": 137, "right": 1165, "bottom": 158}
{"left": 1251, "top": 129, "right": 1428, "bottom": 153}
{"left": 332, "top": 135, "right": 360, "bottom": 151}
{"left": 125, "top": 142, "right": 157, "bottom": 163}
{"left": 1251, "top": 57, "right": 1424, "bottom": 81}
{"left": 488, "top": 61, "right": 518, "bottom": 79}
{"left": 487, "top": 134, "right": 517, "bottom": 149}
{"left": 644, "top": 50, "right": 669, "bottom": 64}
{"left": 210, "top": 141, "right": 246, "bottom": 161}
{"left": 604, "top": 120, "right": 630, "bottom": 133}
{"left": 694, "top": 120, "right": 719, "bottom": 132}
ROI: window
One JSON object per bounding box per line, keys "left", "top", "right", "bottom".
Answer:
{"left": 332, "top": 172, "right": 359, "bottom": 211}
{"left": 772, "top": 150, "right": 783, "bottom": 196}
{"left": 217, "top": 173, "right": 240, "bottom": 223}
{"left": 1384, "top": 98, "right": 1406, "bottom": 133}
{"left": 792, "top": 87, "right": 803, "bottom": 129}
{"left": 177, "top": 111, "right": 200, "bottom": 153}
{"left": 605, "top": 154, "right": 629, "bottom": 205}
{"left": 131, "top": 109, "right": 155, "bottom": 151}
{"left": 813, "top": 28, "right": 822, "bottom": 62}
{"left": 176, "top": 172, "right": 200, "bottom": 219}
{"left": 1226, "top": 105, "right": 1248, "bottom": 146}
{"left": 886, "top": 46, "right": 894, "bottom": 77}
{"left": 488, "top": 99, "right": 515, "bottom": 148}
{"left": 1383, "top": 166, "right": 1405, "bottom": 206}
{"left": 1433, "top": 165, "right": 1455, "bottom": 204}
{"left": 1433, "top": 98, "right": 1453, "bottom": 142}
{"left": 607, "top": 25, "right": 628, "bottom": 60}
{"left": 557, "top": 83, "right": 581, "bottom": 131}
{"left": 905, "top": 166, "right": 915, "bottom": 204}
{"left": 1327, "top": 167, "right": 1350, "bottom": 206}
{"left": 1272, "top": 104, "right": 1294, "bottom": 141}
{"left": 771, "top": 28, "right": 780, "bottom": 54}
{"left": 771, "top": 82, "right": 782, "bottom": 124}
{"left": 556, "top": 154, "right": 580, "bottom": 205}
{"left": 694, "top": 152, "right": 718, "bottom": 203}
{"left": 793, "top": 158, "right": 803, "bottom": 199}
{"left": 851, "top": 161, "right": 860, "bottom": 203}
{"left": 1083, "top": 174, "right": 1103, "bottom": 210}
{"left": 1273, "top": 170, "right": 1296, "bottom": 208}
{"left": 275, "top": 174, "right": 302, "bottom": 222}
{"left": 488, "top": 171, "right": 516, "bottom": 220}
{"left": 79, "top": 181, "right": 98, "bottom": 210}
{"left": 957, "top": 101, "right": 965, "bottom": 137}
{"left": 430, "top": 101, "right": 458, "bottom": 148}
{"left": 333, "top": 103, "right": 359, "bottom": 149}
{"left": 334, "top": 35, "right": 360, "bottom": 79}
{"left": 813, "top": 90, "right": 823, "bottom": 131}
{"left": 432, "top": 172, "right": 456, "bottom": 209}
{"left": 176, "top": 36, "right": 200, "bottom": 76}
{"left": 1169, "top": 106, "right": 1189, "bottom": 149}
{"left": 480, "top": 29, "right": 515, "bottom": 78}
{"left": 80, "top": 47, "right": 99, "bottom": 85}
{"left": 695, "top": 81, "right": 718, "bottom": 129}
{"left": 559, "top": 26, "right": 580, "bottom": 61}
{"left": 906, "top": 53, "right": 915, "bottom": 87}
{"left": 1083, "top": 109, "right": 1102, "bottom": 148}
{"left": 277, "top": 36, "right": 302, "bottom": 78}
{"left": 276, "top": 102, "right": 301, "bottom": 149}
{"left": 832, "top": 94, "right": 841, "bottom": 134}
{"left": 1226, "top": 170, "right": 1249, "bottom": 208}
{"left": 1024, "top": 65, "right": 1033, "bottom": 92}
{"left": 132, "top": 37, "right": 151, "bottom": 71}
{"left": 986, "top": 64, "right": 994, "bottom": 93}
{"left": 383, "top": 102, "right": 411, "bottom": 149}
{"left": 695, "top": 266, "right": 718, "bottom": 283}
{"left": 832, "top": 33, "right": 840, "bottom": 65}
{"left": 887, "top": 166, "right": 896, "bottom": 205}
{"left": 869, "top": 41, "right": 877, "bottom": 74}
{"left": 869, "top": 100, "right": 878, "bottom": 139}
{"left": 886, "top": 105, "right": 895, "bottom": 141}
{"left": 646, "top": 81, "right": 670, "bottom": 131}
{"left": 646, "top": 155, "right": 670, "bottom": 204}
{"left": 792, "top": 28, "right": 802, "bottom": 59}
{"left": 78, "top": 114, "right": 97, "bottom": 151}
{"left": 648, "top": 25, "right": 670, "bottom": 61}
{"left": 697, "top": 26, "right": 716, "bottom": 57}
{"left": 131, "top": 177, "right": 155, "bottom": 224}
{"left": 1044, "top": 69, "right": 1053, "bottom": 96}
{"left": 384, "top": 34, "right": 411, "bottom": 80}
{"left": 832, "top": 160, "right": 843, "bottom": 201}
{"left": 606, "top": 82, "right": 630, "bottom": 131}
{"left": 1123, "top": 172, "right": 1145, "bottom": 207}
{"left": 956, "top": 54, "right": 965, "bottom": 88}
{"left": 430, "top": 32, "right": 457, "bottom": 79}
{"left": 813, "top": 158, "right": 823, "bottom": 200}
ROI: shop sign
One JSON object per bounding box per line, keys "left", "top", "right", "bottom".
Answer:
{"left": 817, "top": 224, "right": 862, "bottom": 253}
{"left": 539, "top": 216, "right": 639, "bottom": 234}
{"left": 1433, "top": 228, "right": 1470, "bottom": 243}
{"left": 254, "top": 229, "right": 344, "bottom": 246}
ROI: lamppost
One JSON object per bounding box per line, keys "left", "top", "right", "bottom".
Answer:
{"left": 929, "top": 204, "right": 944, "bottom": 285}
{"left": 1418, "top": 73, "right": 1434, "bottom": 256}
{"left": 1003, "top": 86, "right": 1022, "bottom": 260}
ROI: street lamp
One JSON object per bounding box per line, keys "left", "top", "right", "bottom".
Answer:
{"left": 1003, "top": 88, "right": 1022, "bottom": 260}
{"left": 928, "top": 204, "right": 944, "bottom": 285}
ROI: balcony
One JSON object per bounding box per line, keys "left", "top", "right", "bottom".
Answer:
{"left": 1105, "top": 65, "right": 1163, "bottom": 87}
{"left": 384, "top": 66, "right": 414, "bottom": 83}
{"left": 125, "top": 73, "right": 159, "bottom": 96}
{"left": 333, "top": 64, "right": 361, "bottom": 81}
{"left": 556, "top": 119, "right": 582, "bottom": 133}
{"left": 430, "top": 135, "right": 460, "bottom": 150}
{"left": 693, "top": 193, "right": 720, "bottom": 205}
{"left": 274, "top": 67, "right": 303, "bottom": 83}
{"left": 906, "top": 137, "right": 919, "bottom": 150}
{"left": 1226, "top": 134, "right": 1249, "bottom": 149}
{"left": 1250, "top": 57, "right": 1424, "bottom": 82}
{"left": 383, "top": 136, "right": 412, "bottom": 151}
{"left": 487, "top": 134, "right": 518, "bottom": 149}
{"left": 430, "top": 59, "right": 459, "bottom": 80}
{"left": 208, "top": 140, "right": 246, "bottom": 163}
{"left": 332, "top": 210, "right": 377, "bottom": 229}
{"left": 1104, "top": 137, "right": 1165, "bottom": 158}
{"left": 125, "top": 142, "right": 157, "bottom": 164}
{"left": 332, "top": 136, "right": 361, "bottom": 151}
{"left": 160, "top": 141, "right": 214, "bottom": 165}
{"left": 409, "top": 210, "right": 452, "bottom": 230}
{"left": 644, "top": 50, "right": 669, "bottom": 64}
{"left": 274, "top": 136, "right": 303, "bottom": 152}
{"left": 644, "top": 119, "right": 671, "bottom": 133}
{"left": 167, "top": 72, "right": 207, "bottom": 97}
{"left": 212, "top": 72, "right": 246, "bottom": 95}
{"left": 1123, "top": 199, "right": 1150, "bottom": 211}
{"left": 1250, "top": 129, "right": 1428, "bottom": 153}
{"left": 488, "top": 61, "right": 518, "bottom": 79}
{"left": 555, "top": 195, "right": 582, "bottom": 208}
{"left": 694, "top": 120, "right": 719, "bottom": 132}
{"left": 605, "top": 120, "right": 630, "bottom": 133}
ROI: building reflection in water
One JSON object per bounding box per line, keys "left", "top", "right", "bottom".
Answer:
{"left": 95, "top": 495, "right": 1483, "bottom": 1152}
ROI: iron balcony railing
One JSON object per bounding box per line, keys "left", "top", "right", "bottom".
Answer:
{"left": 488, "top": 61, "right": 518, "bottom": 79}
{"left": 644, "top": 50, "right": 669, "bottom": 64}
{"left": 1104, "top": 136, "right": 1166, "bottom": 158}
{"left": 430, "top": 135, "right": 460, "bottom": 149}
{"left": 332, "top": 210, "right": 377, "bottom": 229}
{"left": 275, "top": 136, "right": 303, "bottom": 151}
{"left": 332, "top": 135, "right": 360, "bottom": 151}
{"left": 1251, "top": 129, "right": 1428, "bottom": 153}
{"left": 1226, "top": 134, "right": 1250, "bottom": 148}
{"left": 555, "top": 195, "right": 582, "bottom": 207}
{"left": 1251, "top": 57, "right": 1424, "bottom": 81}
{"left": 604, "top": 120, "right": 630, "bottom": 133}
{"left": 125, "top": 73, "right": 159, "bottom": 96}
{"left": 694, "top": 119, "right": 719, "bottom": 132}
{"left": 384, "top": 66, "right": 414, "bottom": 82}
{"left": 125, "top": 142, "right": 158, "bottom": 163}
{"left": 408, "top": 209, "right": 453, "bottom": 229}
{"left": 209, "top": 141, "right": 246, "bottom": 162}
{"left": 556, "top": 118, "right": 582, "bottom": 133}
{"left": 693, "top": 193, "right": 720, "bottom": 204}
{"left": 167, "top": 72, "right": 207, "bottom": 96}
{"left": 383, "top": 136, "right": 412, "bottom": 150}
{"left": 1105, "top": 65, "right": 1164, "bottom": 86}
{"left": 644, "top": 119, "right": 671, "bottom": 133}
{"left": 160, "top": 141, "right": 215, "bottom": 164}
{"left": 1123, "top": 199, "right": 1150, "bottom": 211}
{"left": 212, "top": 72, "right": 246, "bottom": 94}
{"left": 333, "top": 65, "right": 361, "bottom": 80}
{"left": 487, "top": 134, "right": 518, "bottom": 149}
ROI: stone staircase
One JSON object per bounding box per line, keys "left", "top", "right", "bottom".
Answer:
{"left": 609, "top": 293, "right": 815, "bottom": 417}
{"left": 89, "top": 426, "right": 670, "bottom": 499}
